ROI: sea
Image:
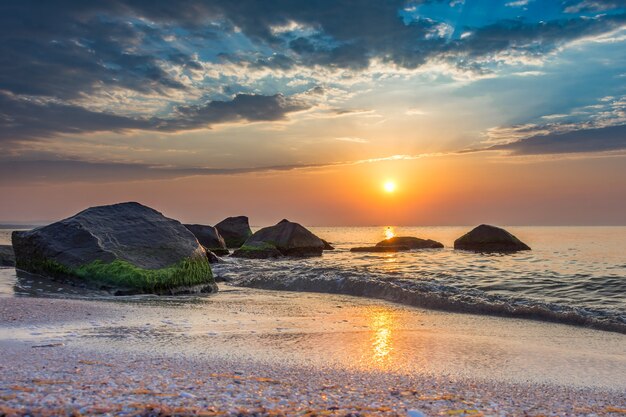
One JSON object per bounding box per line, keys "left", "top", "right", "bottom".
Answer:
{"left": 1, "top": 226, "right": 625, "bottom": 333}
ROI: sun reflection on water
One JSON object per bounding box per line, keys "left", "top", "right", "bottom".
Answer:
{"left": 384, "top": 226, "right": 395, "bottom": 240}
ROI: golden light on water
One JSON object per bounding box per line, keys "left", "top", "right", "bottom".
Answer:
{"left": 383, "top": 180, "right": 396, "bottom": 193}
{"left": 384, "top": 226, "right": 395, "bottom": 240}
{"left": 369, "top": 309, "right": 394, "bottom": 365}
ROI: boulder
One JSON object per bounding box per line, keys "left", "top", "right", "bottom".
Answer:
{"left": 204, "top": 249, "right": 222, "bottom": 264}
{"left": 214, "top": 216, "right": 252, "bottom": 248}
{"left": 454, "top": 224, "right": 530, "bottom": 252}
{"left": 184, "top": 224, "right": 229, "bottom": 256}
{"left": 322, "top": 239, "right": 335, "bottom": 250}
{"left": 0, "top": 244, "right": 15, "bottom": 267}
{"left": 350, "top": 245, "right": 410, "bottom": 253}
{"left": 12, "top": 202, "right": 216, "bottom": 295}
{"left": 376, "top": 236, "right": 443, "bottom": 249}
{"left": 232, "top": 219, "right": 325, "bottom": 258}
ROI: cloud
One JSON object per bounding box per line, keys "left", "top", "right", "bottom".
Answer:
{"left": 0, "top": 0, "right": 625, "bottom": 144}
{"left": 405, "top": 108, "right": 428, "bottom": 115}
{"left": 506, "top": 0, "right": 531, "bottom": 7}
{"left": 0, "top": 152, "right": 447, "bottom": 185}
{"left": 488, "top": 124, "right": 626, "bottom": 155}
{"left": 563, "top": 1, "right": 626, "bottom": 14}
{"left": 334, "top": 137, "right": 369, "bottom": 143}
{"left": 0, "top": 92, "right": 310, "bottom": 143}
{"left": 0, "top": 92, "right": 152, "bottom": 142}
{"left": 170, "top": 94, "right": 309, "bottom": 130}
{"left": 0, "top": 159, "right": 330, "bottom": 185}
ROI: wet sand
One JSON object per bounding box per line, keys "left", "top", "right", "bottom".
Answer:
{"left": 0, "top": 285, "right": 625, "bottom": 416}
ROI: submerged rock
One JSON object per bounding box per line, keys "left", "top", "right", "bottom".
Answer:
{"left": 0, "top": 244, "right": 15, "bottom": 267}
{"left": 184, "top": 224, "right": 229, "bottom": 256}
{"left": 351, "top": 236, "right": 442, "bottom": 253}
{"left": 350, "top": 245, "right": 410, "bottom": 252}
{"left": 376, "top": 236, "right": 443, "bottom": 249}
{"left": 232, "top": 219, "right": 325, "bottom": 258}
{"left": 214, "top": 216, "right": 252, "bottom": 248}
{"left": 12, "top": 202, "right": 216, "bottom": 295}
{"left": 454, "top": 224, "right": 531, "bottom": 252}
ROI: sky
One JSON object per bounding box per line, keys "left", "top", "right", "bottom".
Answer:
{"left": 0, "top": 0, "right": 625, "bottom": 226}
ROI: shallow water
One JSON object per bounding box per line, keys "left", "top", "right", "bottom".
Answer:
{"left": 2, "top": 287, "right": 625, "bottom": 389}
{"left": 214, "top": 226, "right": 626, "bottom": 332}
{"left": 2, "top": 226, "right": 625, "bottom": 332}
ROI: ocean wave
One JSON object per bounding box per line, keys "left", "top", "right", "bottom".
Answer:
{"left": 215, "top": 261, "right": 626, "bottom": 334}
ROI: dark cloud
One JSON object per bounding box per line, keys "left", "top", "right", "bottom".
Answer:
{"left": 0, "top": 159, "right": 330, "bottom": 185}
{"left": 0, "top": 0, "right": 624, "bottom": 142}
{"left": 170, "top": 94, "right": 309, "bottom": 130}
{"left": 451, "top": 13, "right": 626, "bottom": 59}
{"left": 0, "top": 92, "right": 309, "bottom": 142}
{"left": 489, "top": 124, "right": 626, "bottom": 155}
{"left": 0, "top": 3, "right": 191, "bottom": 100}
{"left": 0, "top": 93, "right": 152, "bottom": 141}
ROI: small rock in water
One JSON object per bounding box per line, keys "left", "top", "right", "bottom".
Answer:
{"left": 407, "top": 410, "right": 427, "bottom": 417}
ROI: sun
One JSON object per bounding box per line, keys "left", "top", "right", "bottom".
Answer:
{"left": 383, "top": 181, "right": 396, "bottom": 193}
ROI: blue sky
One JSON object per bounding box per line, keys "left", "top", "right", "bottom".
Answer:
{"left": 0, "top": 0, "right": 625, "bottom": 224}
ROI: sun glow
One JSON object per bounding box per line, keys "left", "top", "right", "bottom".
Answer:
{"left": 383, "top": 181, "right": 396, "bottom": 193}
{"left": 384, "top": 226, "right": 395, "bottom": 240}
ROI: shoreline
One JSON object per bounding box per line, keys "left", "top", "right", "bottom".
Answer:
{"left": 220, "top": 271, "right": 626, "bottom": 335}
{"left": 1, "top": 285, "right": 625, "bottom": 416}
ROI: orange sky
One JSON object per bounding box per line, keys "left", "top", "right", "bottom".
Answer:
{"left": 2, "top": 153, "right": 624, "bottom": 226}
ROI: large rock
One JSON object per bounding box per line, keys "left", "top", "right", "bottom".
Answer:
{"left": 454, "top": 224, "right": 530, "bottom": 252}
{"left": 214, "top": 216, "right": 252, "bottom": 248}
{"left": 232, "top": 219, "right": 325, "bottom": 258}
{"left": 350, "top": 245, "right": 410, "bottom": 253}
{"left": 376, "top": 236, "right": 443, "bottom": 249}
{"left": 351, "top": 236, "right": 443, "bottom": 253}
{"left": 184, "top": 224, "right": 229, "bottom": 256}
{"left": 0, "top": 244, "right": 15, "bottom": 267}
{"left": 12, "top": 202, "right": 216, "bottom": 295}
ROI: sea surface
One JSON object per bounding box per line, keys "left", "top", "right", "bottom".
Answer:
{"left": 1, "top": 226, "right": 625, "bottom": 332}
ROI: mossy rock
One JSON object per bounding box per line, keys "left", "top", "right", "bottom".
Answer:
{"left": 235, "top": 219, "right": 325, "bottom": 258}
{"left": 12, "top": 202, "right": 216, "bottom": 295}
{"left": 232, "top": 242, "right": 282, "bottom": 259}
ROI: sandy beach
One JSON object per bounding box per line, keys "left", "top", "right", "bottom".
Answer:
{"left": 1, "top": 285, "right": 624, "bottom": 416}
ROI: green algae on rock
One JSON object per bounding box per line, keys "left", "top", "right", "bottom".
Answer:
{"left": 232, "top": 219, "right": 325, "bottom": 258}
{"left": 12, "top": 202, "right": 216, "bottom": 295}
{"left": 232, "top": 242, "right": 283, "bottom": 259}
